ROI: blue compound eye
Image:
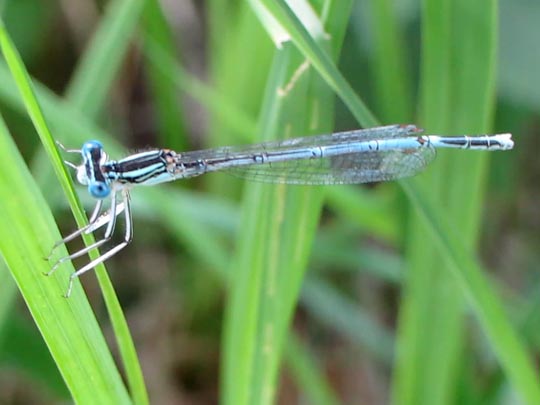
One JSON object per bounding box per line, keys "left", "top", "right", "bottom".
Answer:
{"left": 82, "top": 140, "right": 103, "bottom": 154}
{"left": 88, "top": 181, "right": 110, "bottom": 199}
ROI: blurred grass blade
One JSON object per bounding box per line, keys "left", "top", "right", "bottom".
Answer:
{"left": 0, "top": 259, "right": 18, "bottom": 347}
{"left": 401, "top": 178, "right": 540, "bottom": 404}
{"left": 0, "top": 112, "right": 130, "bottom": 402}
{"left": 206, "top": 3, "right": 275, "bottom": 198}
{"left": 142, "top": 34, "right": 257, "bottom": 142}
{"left": 257, "top": 0, "right": 378, "bottom": 127}
{"left": 325, "top": 186, "right": 399, "bottom": 242}
{"left": 141, "top": 0, "right": 188, "bottom": 150}
{"left": 393, "top": 1, "right": 532, "bottom": 404}
{"left": 285, "top": 332, "right": 340, "bottom": 405}
{"left": 65, "top": 0, "right": 145, "bottom": 118}
{"left": 367, "top": 0, "right": 413, "bottom": 122}
{"left": 301, "top": 278, "right": 394, "bottom": 363}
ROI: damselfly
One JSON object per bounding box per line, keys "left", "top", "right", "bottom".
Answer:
{"left": 47, "top": 124, "right": 513, "bottom": 296}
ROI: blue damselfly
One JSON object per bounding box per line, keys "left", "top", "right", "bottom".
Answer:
{"left": 47, "top": 124, "right": 513, "bottom": 296}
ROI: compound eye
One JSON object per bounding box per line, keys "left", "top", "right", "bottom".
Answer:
{"left": 88, "top": 181, "right": 111, "bottom": 199}
{"left": 81, "top": 140, "right": 103, "bottom": 154}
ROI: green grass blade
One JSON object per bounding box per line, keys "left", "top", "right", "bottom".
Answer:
{"left": 393, "top": 1, "right": 515, "bottom": 404}
{"left": 65, "top": 0, "right": 145, "bottom": 118}
{"left": 0, "top": 260, "right": 18, "bottom": 346}
{"left": 0, "top": 19, "right": 148, "bottom": 404}
{"left": 222, "top": 2, "right": 351, "bottom": 404}
{"left": 222, "top": 45, "right": 299, "bottom": 405}
{"left": 392, "top": 0, "right": 458, "bottom": 403}
{"left": 401, "top": 178, "right": 540, "bottom": 404}
{"left": 0, "top": 315, "right": 70, "bottom": 397}
{"left": 62, "top": 1, "right": 150, "bottom": 400}
{"left": 0, "top": 112, "right": 130, "bottom": 402}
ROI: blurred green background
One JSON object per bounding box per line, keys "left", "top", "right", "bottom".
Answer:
{"left": 0, "top": 0, "right": 538, "bottom": 404}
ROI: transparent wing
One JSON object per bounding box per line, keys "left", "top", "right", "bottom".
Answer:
{"left": 193, "top": 125, "right": 421, "bottom": 156}
{"left": 180, "top": 125, "right": 421, "bottom": 161}
{"left": 225, "top": 148, "right": 436, "bottom": 185}
{"left": 174, "top": 125, "right": 434, "bottom": 185}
